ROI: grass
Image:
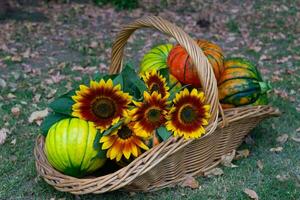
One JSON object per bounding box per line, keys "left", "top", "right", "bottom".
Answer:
{"left": 0, "top": 0, "right": 299, "bottom": 199}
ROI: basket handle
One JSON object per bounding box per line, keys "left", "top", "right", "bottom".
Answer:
{"left": 109, "top": 16, "right": 223, "bottom": 129}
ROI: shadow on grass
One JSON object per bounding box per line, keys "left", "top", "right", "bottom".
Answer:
{"left": 0, "top": 8, "right": 48, "bottom": 22}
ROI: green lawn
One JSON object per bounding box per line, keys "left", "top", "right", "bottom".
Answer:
{"left": 0, "top": 1, "right": 299, "bottom": 199}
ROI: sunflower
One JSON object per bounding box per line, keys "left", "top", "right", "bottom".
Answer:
{"left": 100, "top": 111, "right": 149, "bottom": 161}
{"left": 141, "top": 70, "right": 169, "bottom": 97}
{"left": 72, "top": 79, "right": 132, "bottom": 131}
{"left": 131, "top": 91, "right": 169, "bottom": 138}
{"left": 166, "top": 88, "right": 210, "bottom": 139}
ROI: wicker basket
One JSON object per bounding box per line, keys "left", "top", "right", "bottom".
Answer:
{"left": 34, "top": 16, "right": 280, "bottom": 195}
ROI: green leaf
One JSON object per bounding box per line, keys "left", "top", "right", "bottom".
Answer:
{"left": 93, "top": 130, "right": 106, "bottom": 159}
{"left": 49, "top": 97, "right": 75, "bottom": 116}
{"left": 113, "top": 73, "right": 123, "bottom": 88}
{"left": 159, "top": 68, "right": 170, "bottom": 85}
{"left": 168, "top": 84, "right": 190, "bottom": 102}
{"left": 92, "top": 72, "right": 106, "bottom": 81}
{"left": 40, "top": 113, "right": 68, "bottom": 136}
{"left": 157, "top": 126, "right": 172, "bottom": 141}
{"left": 61, "top": 89, "right": 76, "bottom": 98}
{"left": 93, "top": 130, "right": 103, "bottom": 149}
{"left": 122, "top": 63, "right": 147, "bottom": 99}
{"left": 102, "top": 120, "right": 123, "bottom": 136}
{"left": 93, "top": 72, "right": 118, "bottom": 82}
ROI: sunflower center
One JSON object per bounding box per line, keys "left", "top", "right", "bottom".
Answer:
{"left": 150, "top": 83, "right": 160, "bottom": 93}
{"left": 147, "top": 108, "right": 161, "bottom": 123}
{"left": 91, "top": 97, "right": 116, "bottom": 119}
{"left": 117, "top": 126, "right": 133, "bottom": 139}
{"left": 180, "top": 105, "right": 197, "bottom": 123}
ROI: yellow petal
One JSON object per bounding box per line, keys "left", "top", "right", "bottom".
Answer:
{"left": 203, "top": 105, "right": 210, "bottom": 112}
{"left": 183, "top": 88, "right": 189, "bottom": 96}
{"left": 191, "top": 88, "right": 198, "bottom": 97}
{"left": 116, "top": 152, "right": 123, "bottom": 162}
{"left": 123, "top": 142, "right": 131, "bottom": 159}
{"left": 71, "top": 111, "right": 81, "bottom": 118}
{"left": 134, "top": 139, "right": 149, "bottom": 150}
{"left": 202, "top": 119, "right": 209, "bottom": 126}
{"left": 109, "top": 145, "right": 119, "bottom": 160}
{"left": 99, "top": 79, "right": 105, "bottom": 88}
{"left": 90, "top": 80, "right": 99, "bottom": 89}
{"left": 114, "top": 84, "right": 121, "bottom": 91}
{"left": 112, "top": 117, "right": 120, "bottom": 126}
{"left": 101, "top": 137, "right": 116, "bottom": 150}
{"left": 144, "top": 91, "right": 151, "bottom": 101}
{"left": 106, "top": 79, "right": 113, "bottom": 88}
{"left": 100, "top": 135, "right": 109, "bottom": 143}
{"left": 131, "top": 144, "right": 138, "bottom": 157}
{"left": 198, "top": 92, "right": 204, "bottom": 101}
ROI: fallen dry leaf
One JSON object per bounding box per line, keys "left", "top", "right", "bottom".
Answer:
{"left": 46, "top": 89, "right": 57, "bottom": 99}
{"left": 11, "top": 55, "right": 22, "bottom": 62}
{"left": 245, "top": 135, "right": 255, "bottom": 145}
{"left": 204, "top": 167, "right": 224, "bottom": 177}
{"left": 276, "top": 134, "right": 288, "bottom": 144}
{"left": 180, "top": 176, "right": 200, "bottom": 189}
{"left": 28, "top": 109, "right": 49, "bottom": 125}
{"left": 276, "top": 174, "right": 289, "bottom": 182}
{"left": 290, "top": 173, "right": 300, "bottom": 187}
{"left": 22, "top": 48, "right": 31, "bottom": 58}
{"left": 291, "top": 135, "right": 300, "bottom": 143}
{"left": 270, "top": 147, "right": 283, "bottom": 153}
{"left": 0, "top": 78, "right": 7, "bottom": 88}
{"left": 33, "top": 94, "right": 41, "bottom": 103}
{"left": 244, "top": 188, "right": 259, "bottom": 200}
{"left": 221, "top": 150, "right": 238, "bottom": 168}
{"left": 235, "top": 149, "right": 250, "bottom": 160}
{"left": 89, "top": 41, "right": 98, "bottom": 48}
{"left": 11, "top": 138, "right": 16, "bottom": 145}
{"left": 11, "top": 106, "right": 21, "bottom": 117}
{"left": 7, "top": 93, "right": 16, "bottom": 99}
{"left": 0, "top": 128, "right": 9, "bottom": 145}
{"left": 257, "top": 160, "right": 264, "bottom": 171}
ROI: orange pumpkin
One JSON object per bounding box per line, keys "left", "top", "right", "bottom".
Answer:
{"left": 167, "top": 39, "right": 224, "bottom": 87}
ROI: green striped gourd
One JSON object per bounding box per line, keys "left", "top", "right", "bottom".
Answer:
{"left": 218, "top": 58, "right": 271, "bottom": 108}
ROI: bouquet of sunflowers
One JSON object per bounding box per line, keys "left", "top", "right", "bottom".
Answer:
{"left": 41, "top": 63, "right": 211, "bottom": 177}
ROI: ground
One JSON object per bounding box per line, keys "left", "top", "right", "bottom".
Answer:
{"left": 0, "top": 0, "right": 300, "bottom": 199}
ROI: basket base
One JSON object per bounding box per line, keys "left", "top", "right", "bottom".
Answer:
{"left": 34, "top": 105, "right": 280, "bottom": 194}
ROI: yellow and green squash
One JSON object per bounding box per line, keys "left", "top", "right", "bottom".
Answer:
{"left": 218, "top": 58, "right": 271, "bottom": 108}
{"left": 45, "top": 118, "right": 106, "bottom": 177}
{"left": 140, "top": 44, "right": 173, "bottom": 73}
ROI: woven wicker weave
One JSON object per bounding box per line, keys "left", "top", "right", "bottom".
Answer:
{"left": 34, "top": 16, "right": 280, "bottom": 195}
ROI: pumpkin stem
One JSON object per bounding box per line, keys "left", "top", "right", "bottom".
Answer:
{"left": 259, "top": 82, "right": 272, "bottom": 94}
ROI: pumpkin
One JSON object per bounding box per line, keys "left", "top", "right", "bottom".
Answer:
{"left": 218, "top": 58, "right": 271, "bottom": 108}
{"left": 167, "top": 39, "right": 224, "bottom": 87}
{"left": 140, "top": 43, "right": 173, "bottom": 73}
{"left": 45, "top": 118, "right": 106, "bottom": 177}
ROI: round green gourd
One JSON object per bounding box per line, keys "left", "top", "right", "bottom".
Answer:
{"left": 218, "top": 58, "right": 271, "bottom": 108}
{"left": 45, "top": 118, "right": 106, "bottom": 177}
{"left": 140, "top": 44, "right": 173, "bottom": 73}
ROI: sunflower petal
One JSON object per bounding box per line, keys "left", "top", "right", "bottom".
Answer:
{"left": 133, "top": 138, "right": 149, "bottom": 150}
{"left": 131, "top": 144, "right": 138, "bottom": 157}
{"left": 123, "top": 142, "right": 131, "bottom": 159}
